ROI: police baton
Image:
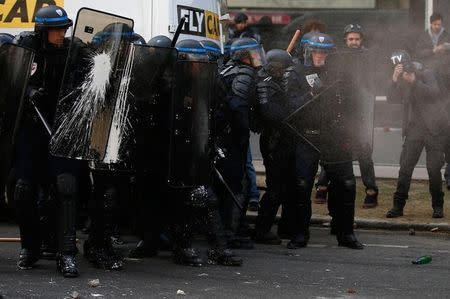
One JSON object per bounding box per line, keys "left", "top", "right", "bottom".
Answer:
{"left": 213, "top": 166, "right": 244, "bottom": 211}
{"left": 287, "top": 29, "right": 302, "bottom": 54}
{"left": 30, "top": 99, "right": 52, "bottom": 136}
{"left": 171, "top": 17, "right": 186, "bottom": 48}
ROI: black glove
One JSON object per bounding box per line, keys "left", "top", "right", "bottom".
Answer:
{"left": 29, "top": 88, "right": 46, "bottom": 102}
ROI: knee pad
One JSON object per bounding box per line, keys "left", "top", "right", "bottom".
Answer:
{"left": 206, "top": 188, "right": 220, "bottom": 211}
{"left": 103, "top": 187, "right": 118, "bottom": 209}
{"left": 296, "top": 178, "right": 310, "bottom": 190}
{"left": 56, "top": 173, "right": 78, "bottom": 197}
{"left": 343, "top": 177, "right": 356, "bottom": 191}
{"left": 14, "top": 179, "right": 33, "bottom": 203}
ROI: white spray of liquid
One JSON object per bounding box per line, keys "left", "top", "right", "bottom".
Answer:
{"left": 51, "top": 51, "right": 112, "bottom": 158}
{"left": 103, "top": 45, "right": 135, "bottom": 163}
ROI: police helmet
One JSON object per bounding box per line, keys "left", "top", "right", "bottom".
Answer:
{"left": 223, "top": 39, "right": 233, "bottom": 63}
{"left": 147, "top": 35, "right": 172, "bottom": 48}
{"left": 131, "top": 33, "right": 146, "bottom": 45}
{"left": 91, "top": 23, "right": 133, "bottom": 46}
{"left": 0, "top": 33, "right": 14, "bottom": 46}
{"left": 230, "top": 37, "right": 266, "bottom": 68}
{"left": 265, "top": 49, "right": 292, "bottom": 78}
{"left": 343, "top": 24, "right": 364, "bottom": 38}
{"left": 303, "top": 33, "right": 335, "bottom": 66}
{"left": 390, "top": 49, "right": 416, "bottom": 72}
{"left": 176, "top": 39, "right": 208, "bottom": 61}
{"left": 199, "top": 40, "right": 222, "bottom": 61}
{"left": 34, "top": 5, "right": 73, "bottom": 32}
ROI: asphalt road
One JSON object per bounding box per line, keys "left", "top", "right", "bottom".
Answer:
{"left": 0, "top": 224, "right": 449, "bottom": 299}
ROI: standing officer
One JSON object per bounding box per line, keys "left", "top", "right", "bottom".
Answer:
{"left": 216, "top": 38, "right": 265, "bottom": 249}
{"left": 386, "top": 50, "right": 448, "bottom": 218}
{"left": 253, "top": 49, "right": 298, "bottom": 244}
{"left": 315, "top": 24, "right": 379, "bottom": 208}
{"left": 285, "top": 33, "right": 364, "bottom": 249}
{"left": 12, "top": 5, "right": 81, "bottom": 277}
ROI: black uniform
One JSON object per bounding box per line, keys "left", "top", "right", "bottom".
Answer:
{"left": 254, "top": 66, "right": 300, "bottom": 243}
{"left": 12, "top": 30, "right": 83, "bottom": 276}
{"left": 216, "top": 60, "right": 256, "bottom": 247}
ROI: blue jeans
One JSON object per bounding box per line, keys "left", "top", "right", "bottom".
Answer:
{"left": 245, "top": 147, "right": 260, "bottom": 200}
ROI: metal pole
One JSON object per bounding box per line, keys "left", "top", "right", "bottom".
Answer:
{"left": 425, "top": 0, "right": 434, "bottom": 31}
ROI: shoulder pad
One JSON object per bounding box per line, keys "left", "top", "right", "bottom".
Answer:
{"left": 257, "top": 76, "right": 281, "bottom": 105}
{"left": 13, "top": 31, "right": 38, "bottom": 49}
{"left": 232, "top": 66, "right": 256, "bottom": 99}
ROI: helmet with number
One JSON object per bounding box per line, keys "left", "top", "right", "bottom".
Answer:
{"left": 34, "top": 5, "right": 73, "bottom": 32}
{"left": 199, "top": 40, "right": 222, "bottom": 62}
{"left": 230, "top": 37, "right": 266, "bottom": 68}
{"left": 303, "top": 33, "right": 335, "bottom": 66}
{"left": 0, "top": 33, "right": 14, "bottom": 46}
{"left": 176, "top": 39, "right": 209, "bottom": 62}
{"left": 265, "top": 49, "right": 292, "bottom": 79}
{"left": 343, "top": 24, "right": 364, "bottom": 38}
{"left": 147, "top": 35, "right": 172, "bottom": 47}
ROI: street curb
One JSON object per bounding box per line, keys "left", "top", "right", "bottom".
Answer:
{"left": 246, "top": 214, "right": 450, "bottom": 232}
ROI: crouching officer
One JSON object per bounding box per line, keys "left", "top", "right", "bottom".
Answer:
{"left": 12, "top": 5, "right": 82, "bottom": 277}
{"left": 284, "top": 33, "right": 364, "bottom": 250}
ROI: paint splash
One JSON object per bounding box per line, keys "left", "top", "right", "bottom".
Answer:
{"left": 51, "top": 51, "right": 113, "bottom": 158}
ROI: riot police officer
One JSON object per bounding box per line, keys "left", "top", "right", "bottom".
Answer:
{"left": 284, "top": 33, "right": 364, "bottom": 250}
{"left": 166, "top": 39, "right": 242, "bottom": 266}
{"left": 253, "top": 49, "right": 302, "bottom": 244}
{"left": 215, "top": 38, "right": 265, "bottom": 249}
{"left": 11, "top": 5, "right": 82, "bottom": 276}
{"left": 315, "top": 24, "right": 379, "bottom": 208}
{"left": 0, "top": 33, "right": 15, "bottom": 220}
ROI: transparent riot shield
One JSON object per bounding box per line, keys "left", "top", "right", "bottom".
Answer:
{"left": 50, "top": 8, "right": 134, "bottom": 161}
{"left": 0, "top": 44, "right": 34, "bottom": 178}
{"left": 284, "top": 49, "right": 375, "bottom": 163}
{"left": 101, "top": 44, "right": 178, "bottom": 172}
{"left": 168, "top": 61, "right": 217, "bottom": 188}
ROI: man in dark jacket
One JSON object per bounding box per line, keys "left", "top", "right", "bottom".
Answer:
{"left": 386, "top": 50, "right": 448, "bottom": 219}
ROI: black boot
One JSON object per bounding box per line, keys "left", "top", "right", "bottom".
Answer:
{"left": 173, "top": 248, "right": 204, "bottom": 267}
{"left": 337, "top": 233, "right": 364, "bottom": 250}
{"left": 287, "top": 233, "right": 309, "bottom": 249}
{"left": 128, "top": 240, "right": 157, "bottom": 258}
{"left": 57, "top": 254, "right": 78, "bottom": 278}
{"left": 41, "top": 240, "right": 57, "bottom": 260}
{"left": 207, "top": 248, "right": 243, "bottom": 266}
{"left": 432, "top": 206, "right": 444, "bottom": 218}
{"left": 56, "top": 174, "right": 79, "bottom": 277}
{"left": 362, "top": 189, "right": 378, "bottom": 209}
{"left": 84, "top": 238, "right": 123, "bottom": 270}
{"left": 17, "top": 248, "right": 40, "bottom": 270}
{"left": 386, "top": 199, "right": 405, "bottom": 218}
{"left": 254, "top": 231, "right": 281, "bottom": 245}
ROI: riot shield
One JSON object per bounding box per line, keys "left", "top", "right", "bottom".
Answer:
{"left": 0, "top": 44, "right": 34, "bottom": 178}
{"left": 102, "top": 44, "right": 178, "bottom": 171}
{"left": 284, "top": 49, "right": 375, "bottom": 163}
{"left": 168, "top": 61, "right": 217, "bottom": 188}
{"left": 50, "top": 8, "right": 134, "bottom": 161}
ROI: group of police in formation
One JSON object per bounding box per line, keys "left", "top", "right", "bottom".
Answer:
{"left": 0, "top": 5, "right": 381, "bottom": 278}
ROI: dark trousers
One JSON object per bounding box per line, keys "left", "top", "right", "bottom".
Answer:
{"left": 394, "top": 134, "right": 445, "bottom": 208}
{"left": 317, "top": 150, "right": 378, "bottom": 192}
{"left": 284, "top": 141, "right": 356, "bottom": 236}
{"left": 13, "top": 122, "right": 80, "bottom": 254}
{"left": 256, "top": 133, "right": 296, "bottom": 234}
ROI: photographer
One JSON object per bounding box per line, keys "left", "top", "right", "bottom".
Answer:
{"left": 386, "top": 50, "right": 448, "bottom": 219}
